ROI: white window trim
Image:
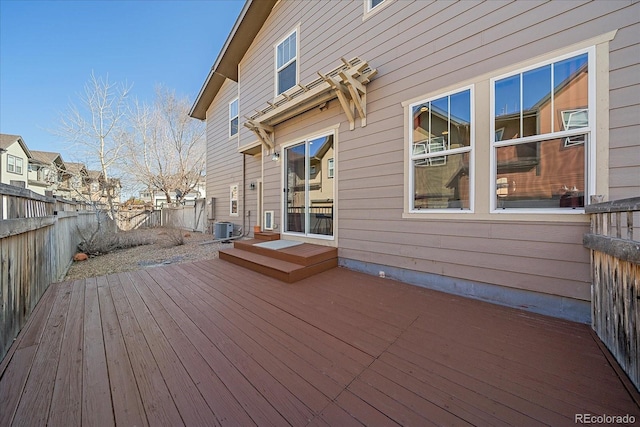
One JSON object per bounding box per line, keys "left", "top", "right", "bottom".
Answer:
{"left": 407, "top": 85, "right": 475, "bottom": 214}
{"left": 274, "top": 27, "right": 299, "bottom": 98}
{"left": 229, "top": 183, "right": 239, "bottom": 216}
{"left": 7, "top": 154, "right": 23, "bottom": 175}
{"left": 489, "top": 46, "right": 596, "bottom": 214}
{"left": 229, "top": 98, "right": 239, "bottom": 138}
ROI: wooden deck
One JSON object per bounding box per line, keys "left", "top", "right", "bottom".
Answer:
{"left": 1, "top": 260, "right": 638, "bottom": 426}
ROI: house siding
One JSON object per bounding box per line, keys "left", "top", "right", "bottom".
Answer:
{"left": 203, "top": 0, "right": 639, "bottom": 321}
{"left": 206, "top": 79, "right": 242, "bottom": 228}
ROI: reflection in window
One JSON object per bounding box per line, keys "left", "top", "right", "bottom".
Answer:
{"left": 492, "top": 50, "right": 591, "bottom": 210}
{"left": 495, "top": 137, "right": 585, "bottom": 209}
{"left": 562, "top": 109, "right": 588, "bottom": 147}
{"left": 410, "top": 87, "right": 472, "bottom": 210}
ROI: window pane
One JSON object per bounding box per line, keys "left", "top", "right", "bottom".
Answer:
{"left": 230, "top": 99, "right": 238, "bottom": 117}
{"left": 371, "top": 0, "right": 385, "bottom": 9}
{"left": 494, "top": 75, "right": 521, "bottom": 140}
{"left": 553, "top": 53, "right": 588, "bottom": 132}
{"left": 495, "top": 136, "right": 585, "bottom": 209}
{"left": 230, "top": 117, "right": 238, "bottom": 136}
{"left": 285, "top": 143, "right": 306, "bottom": 233}
{"left": 277, "top": 32, "right": 296, "bottom": 69}
{"left": 309, "top": 135, "right": 333, "bottom": 236}
{"left": 289, "top": 32, "right": 296, "bottom": 61}
{"left": 450, "top": 90, "right": 471, "bottom": 147}
{"left": 278, "top": 60, "right": 296, "bottom": 94}
{"left": 430, "top": 96, "right": 449, "bottom": 148}
{"left": 413, "top": 152, "right": 470, "bottom": 210}
{"left": 277, "top": 44, "right": 283, "bottom": 68}
{"left": 522, "top": 64, "right": 551, "bottom": 136}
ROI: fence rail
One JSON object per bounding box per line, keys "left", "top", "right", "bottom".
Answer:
{"left": 0, "top": 184, "right": 98, "bottom": 362}
{"left": 584, "top": 197, "right": 640, "bottom": 391}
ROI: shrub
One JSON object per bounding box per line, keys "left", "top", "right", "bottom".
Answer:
{"left": 77, "top": 225, "right": 155, "bottom": 256}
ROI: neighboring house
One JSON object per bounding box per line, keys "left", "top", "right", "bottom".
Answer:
{"left": 140, "top": 179, "right": 206, "bottom": 208}
{"left": 27, "top": 150, "right": 66, "bottom": 196}
{"left": 59, "top": 161, "right": 90, "bottom": 200}
{"left": 0, "top": 134, "right": 32, "bottom": 189}
{"left": 189, "top": 0, "right": 640, "bottom": 322}
{"left": 87, "top": 170, "right": 121, "bottom": 207}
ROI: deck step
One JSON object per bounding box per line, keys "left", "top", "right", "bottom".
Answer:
{"left": 219, "top": 247, "right": 337, "bottom": 283}
{"left": 234, "top": 239, "right": 337, "bottom": 266}
{"left": 253, "top": 232, "right": 281, "bottom": 241}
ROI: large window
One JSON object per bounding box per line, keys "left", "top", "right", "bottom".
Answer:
{"left": 409, "top": 87, "right": 473, "bottom": 211}
{"left": 284, "top": 134, "right": 334, "bottom": 237}
{"left": 229, "top": 98, "right": 239, "bottom": 137}
{"left": 276, "top": 29, "right": 297, "bottom": 95}
{"left": 491, "top": 49, "right": 593, "bottom": 210}
{"left": 7, "top": 154, "right": 23, "bottom": 174}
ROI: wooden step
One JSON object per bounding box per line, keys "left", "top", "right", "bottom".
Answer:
{"left": 234, "top": 239, "right": 337, "bottom": 266}
{"left": 219, "top": 248, "right": 337, "bottom": 283}
{"left": 253, "top": 232, "right": 280, "bottom": 241}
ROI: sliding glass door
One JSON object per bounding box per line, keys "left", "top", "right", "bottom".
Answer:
{"left": 284, "top": 134, "right": 334, "bottom": 237}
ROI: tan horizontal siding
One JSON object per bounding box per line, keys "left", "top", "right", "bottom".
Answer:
{"left": 609, "top": 18, "right": 640, "bottom": 197}
{"left": 206, "top": 80, "right": 242, "bottom": 224}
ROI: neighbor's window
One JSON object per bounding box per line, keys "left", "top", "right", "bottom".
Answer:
{"left": 276, "top": 29, "right": 297, "bottom": 95}
{"left": 492, "top": 49, "right": 592, "bottom": 210}
{"left": 327, "top": 158, "right": 334, "bottom": 178}
{"left": 7, "top": 154, "right": 23, "bottom": 174}
{"left": 229, "top": 98, "right": 239, "bottom": 137}
{"left": 409, "top": 86, "right": 473, "bottom": 211}
{"left": 230, "top": 184, "right": 239, "bottom": 216}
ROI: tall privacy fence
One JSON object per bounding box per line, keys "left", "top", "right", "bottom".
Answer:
{"left": 584, "top": 197, "right": 640, "bottom": 391}
{"left": 116, "top": 199, "right": 208, "bottom": 233}
{"left": 0, "top": 184, "right": 100, "bottom": 361}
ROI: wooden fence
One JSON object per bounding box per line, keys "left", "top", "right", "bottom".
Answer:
{"left": 117, "top": 209, "right": 162, "bottom": 231}
{"left": 584, "top": 197, "right": 640, "bottom": 391}
{"left": 161, "top": 199, "right": 207, "bottom": 233}
{"left": 0, "top": 184, "right": 98, "bottom": 362}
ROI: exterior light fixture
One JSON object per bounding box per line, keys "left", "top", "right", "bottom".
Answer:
{"left": 271, "top": 151, "right": 280, "bottom": 161}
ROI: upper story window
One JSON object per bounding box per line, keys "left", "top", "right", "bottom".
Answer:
{"left": 229, "top": 98, "right": 239, "bottom": 137}
{"left": 367, "top": 0, "right": 385, "bottom": 12}
{"left": 409, "top": 86, "right": 473, "bottom": 211}
{"left": 491, "top": 48, "right": 593, "bottom": 211}
{"left": 7, "top": 154, "right": 23, "bottom": 174}
{"left": 276, "top": 29, "right": 297, "bottom": 96}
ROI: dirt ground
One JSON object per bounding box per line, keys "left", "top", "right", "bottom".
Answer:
{"left": 64, "top": 227, "right": 234, "bottom": 281}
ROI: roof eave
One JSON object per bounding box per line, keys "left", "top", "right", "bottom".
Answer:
{"left": 189, "top": 0, "right": 277, "bottom": 120}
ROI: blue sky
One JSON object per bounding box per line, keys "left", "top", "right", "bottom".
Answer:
{"left": 0, "top": 0, "right": 244, "bottom": 159}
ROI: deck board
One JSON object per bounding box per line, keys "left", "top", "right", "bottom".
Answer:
{"left": 1, "top": 259, "right": 638, "bottom": 426}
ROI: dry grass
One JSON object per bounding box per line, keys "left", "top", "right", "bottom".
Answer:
{"left": 65, "top": 227, "right": 233, "bottom": 280}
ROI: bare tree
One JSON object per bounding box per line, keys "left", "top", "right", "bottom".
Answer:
{"left": 125, "top": 86, "right": 206, "bottom": 205}
{"left": 55, "top": 71, "right": 131, "bottom": 218}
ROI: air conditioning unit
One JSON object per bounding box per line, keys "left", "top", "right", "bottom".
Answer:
{"left": 214, "top": 222, "right": 233, "bottom": 239}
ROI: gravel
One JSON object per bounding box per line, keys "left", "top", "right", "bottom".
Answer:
{"left": 64, "top": 228, "right": 235, "bottom": 281}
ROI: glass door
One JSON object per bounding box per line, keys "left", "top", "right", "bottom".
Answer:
{"left": 284, "top": 134, "right": 334, "bottom": 237}
{"left": 285, "top": 143, "right": 306, "bottom": 233}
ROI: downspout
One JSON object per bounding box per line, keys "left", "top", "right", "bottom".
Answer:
{"left": 242, "top": 153, "right": 246, "bottom": 236}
